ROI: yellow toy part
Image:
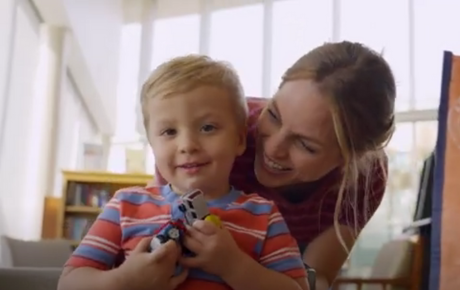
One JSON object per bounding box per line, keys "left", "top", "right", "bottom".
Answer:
{"left": 204, "top": 214, "right": 222, "bottom": 227}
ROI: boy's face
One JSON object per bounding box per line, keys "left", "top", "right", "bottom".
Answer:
{"left": 147, "top": 86, "right": 246, "bottom": 196}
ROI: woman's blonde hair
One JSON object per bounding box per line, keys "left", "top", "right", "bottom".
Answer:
{"left": 282, "top": 41, "right": 396, "bottom": 252}
{"left": 140, "top": 54, "right": 248, "bottom": 132}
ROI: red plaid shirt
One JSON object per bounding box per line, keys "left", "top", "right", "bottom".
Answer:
{"left": 155, "top": 97, "right": 386, "bottom": 246}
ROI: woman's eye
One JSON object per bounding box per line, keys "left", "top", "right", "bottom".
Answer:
{"left": 299, "top": 140, "right": 316, "bottom": 154}
{"left": 161, "top": 128, "right": 176, "bottom": 136}
{"left": 201, "top": 124, "right": 216, "bottom": 132}
{"left": 267, "top": 108, "right": 279, "bottom": 121}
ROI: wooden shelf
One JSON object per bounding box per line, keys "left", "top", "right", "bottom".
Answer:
{"left": 65, "top": 206, "right": 102, "bottom": 214}
{"left": 61, "top": 170, "right": 153, "bottom": 185}
{"left": 42, "top": 170, "right": 153, "bottom": 245}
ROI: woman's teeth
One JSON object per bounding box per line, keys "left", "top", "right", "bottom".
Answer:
{"left": 264, "top": 156, "right": 289, "bottom": 171}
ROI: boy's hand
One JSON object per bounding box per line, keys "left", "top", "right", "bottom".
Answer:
{"left": 180, "top": 220, "right": 244, "bottom": 277}
{"left": 116, "top": 237, "right": 188, "bottom": 290}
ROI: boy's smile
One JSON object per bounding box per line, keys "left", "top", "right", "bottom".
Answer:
{"left": 176, "top": 161, "right": 211, "bottom": 175}
{"left": 147, "top": 86, "right": 246, "bottom": 198}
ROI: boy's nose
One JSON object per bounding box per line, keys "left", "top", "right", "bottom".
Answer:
{"left": 178, "top": 135, "right": 200, "bottom": 154}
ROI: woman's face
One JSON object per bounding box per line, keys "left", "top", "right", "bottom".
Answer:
{"left": 255, "top": 79, "right": 342, "bottom": 188}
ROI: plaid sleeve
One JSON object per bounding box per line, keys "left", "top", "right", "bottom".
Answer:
{"left": 259, "top": 204, "right": 306, "bottom": 279}
{"left": 65, "top": 195, "right": 122, "bottom": 270}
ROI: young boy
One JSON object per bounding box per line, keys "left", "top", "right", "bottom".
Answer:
{"left": 58, "top": 55, "right": 308, "bottom": 290}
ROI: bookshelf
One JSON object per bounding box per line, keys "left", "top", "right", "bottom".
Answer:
{"left": 42, "top": 170, "right": 153, "bottom": 247}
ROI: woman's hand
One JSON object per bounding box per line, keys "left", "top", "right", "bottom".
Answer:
{"left": 179, "top": 220, "right": 244, "bottom": 277}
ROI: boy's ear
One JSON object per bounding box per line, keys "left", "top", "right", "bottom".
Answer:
{"left": 236, "top": 125, "right": 247, "bottom": 156}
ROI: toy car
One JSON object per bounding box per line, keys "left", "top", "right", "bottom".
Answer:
{"left": 149, "top": 219, "right": 186, "bottom": 252}
{"left": 149, "top": 219, "right": 187, "bottom": 276}
{"left": 178, "top": 189, "right": 222, "bottom": 226}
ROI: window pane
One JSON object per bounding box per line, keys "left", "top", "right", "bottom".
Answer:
{"left": 145, "top": 145, "right": 155, "bottom": 174}
{"left": 209, "top": 4, "right": 264, "bottom": 97}
{"left": 151, "top": 15, "right": 200, "bottom": 69}
{"left": 414, "top": 2, "right": 460, "bottom": 110}
{"left": 107, "top": 142, "right": 144, "bottom": 173}
{"left": 271, "top": 0, "right": 333, "bottom": 95}
{"left": 386, "top": 122, "right": 417, "bottom": 227}
{"left": 348, "top": 121, "right": 424, "bottom": 275}
{"left": 414, "top": 120, "right": 437, "bottom": 163}
{"left": 339, "top": 0, "right": 410, "bottom": 112}
{"left": 115, "top": 24, "right": 141, "bottom": 142}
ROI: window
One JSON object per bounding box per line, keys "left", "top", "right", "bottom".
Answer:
{"left": 145, "top": 144, "right": 155, "bottom": 174}
{"left": 339, "top": 0, "right": 410, "bottom": 112}
{"left": 270, "top": 0, "right": 333, "bottom": 94}
{"left": 414, "top": 2, "right": 460, "bottom": 110}
{"left": 150, "top": 15, "right": 200, "bottom": 70}
{"left": 209, "top": 4, "right": 264, "bottom": 97}
{"left": 348, "top": 120, "right": 437, "bottom": 275}
{"left": 108, "top": 24, "right": 143, "bottom": 173}
{"left": 114, "top": 24, "right": 142, "bottom": 142}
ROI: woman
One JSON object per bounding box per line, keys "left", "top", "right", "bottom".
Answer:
{"left": 158, "top": 41, "right": 395, "bottom": 290}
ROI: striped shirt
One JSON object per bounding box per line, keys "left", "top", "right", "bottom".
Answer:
{"left": 65, "top": 185, "right": 306, "bottom": 289}
{"left": 156, "top": 97, "right": 387, "bottom": 250}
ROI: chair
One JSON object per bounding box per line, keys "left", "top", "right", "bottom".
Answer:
{"left": 332, "top": 231, "right": 425, "bottom": 290}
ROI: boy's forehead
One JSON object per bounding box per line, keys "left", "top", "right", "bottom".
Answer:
{"left": 148, "top": 88, "right": 237, "bottom": 121}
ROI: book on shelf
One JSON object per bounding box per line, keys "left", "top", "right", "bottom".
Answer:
{"left": 66, "top": 182, "right": 111, "bottom": 208}
{"left": 64, "top": 217, "right": 95, "bottom": 240}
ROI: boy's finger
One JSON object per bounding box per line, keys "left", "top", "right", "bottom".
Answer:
{"left": 179, "top": 256, "right": 201, "bottom": 268}
{"left": 133, "top": 237, "right": 152, "bottom": 253}
{"left": 182, "top": 236, "right": 202, "bottom": 254}
{"left": 170, "top": 268, "right": 189, "bottom": 288}
{"left": 151, "top": 240, "right": 178, "bottom": 262}
{"left": 193, "top": 220, "right": 218, "bottom": 235}
{"left": 186, "top": 224, "right": 208, "bottom": 241}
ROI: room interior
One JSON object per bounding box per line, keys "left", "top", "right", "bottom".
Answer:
{"left": 0, "top": 0, "right": 459, "bottom": 289}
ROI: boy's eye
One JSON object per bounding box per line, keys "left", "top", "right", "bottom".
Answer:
{"left": 201, "top": 124, "right": 216, "bottom": 132}
{"left": 161, "top": 128, "right": 177, "bottom": 136}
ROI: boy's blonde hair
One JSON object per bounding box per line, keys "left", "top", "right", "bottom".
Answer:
{"left": 140, "top": 54, "right": 248, "bottom": 131}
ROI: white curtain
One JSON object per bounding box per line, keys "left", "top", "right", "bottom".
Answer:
{"left": 0, "top": 0, "right": 41, "bottom": 240}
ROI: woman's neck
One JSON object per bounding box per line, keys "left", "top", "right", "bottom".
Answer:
{"left": 275, "top": 180, "right": 322, "bottom": 203}
{"left": 275, "top": 168, "right": 341, "bottom": 203}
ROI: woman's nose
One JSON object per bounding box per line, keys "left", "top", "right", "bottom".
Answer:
{"left": 264, "top": 132, "right": 289, "bottom": 159}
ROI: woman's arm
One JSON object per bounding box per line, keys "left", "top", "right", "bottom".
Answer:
{"left": 303, "top": 225, "right": 356, "bottom": 290}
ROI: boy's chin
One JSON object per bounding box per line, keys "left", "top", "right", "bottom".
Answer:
{"left": 173, "top": 179, "right": 229, "bottom": 196}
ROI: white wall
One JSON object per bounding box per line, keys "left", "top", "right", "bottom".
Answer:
{"left": 52, "top": 73, "right": 102, "bottom": 197}
{"left": 63, "top": 0, "right": 123, "bottom": 135}
{"left": 0, "top": 0, "right": 16, "bottom": 142}
{"left": 33, "top": 0, "right": 124, "bottom": 135}
{"left": 0, "top": 0, "right": 108, "bottom": 240}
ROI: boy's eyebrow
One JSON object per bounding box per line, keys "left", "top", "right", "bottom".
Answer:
{"left": 151, "top": 118, "right": 173, "bottom": 127}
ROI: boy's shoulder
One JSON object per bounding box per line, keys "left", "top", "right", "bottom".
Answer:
{"left": 229, "top": 191, "right": 276, "bottom": 215}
